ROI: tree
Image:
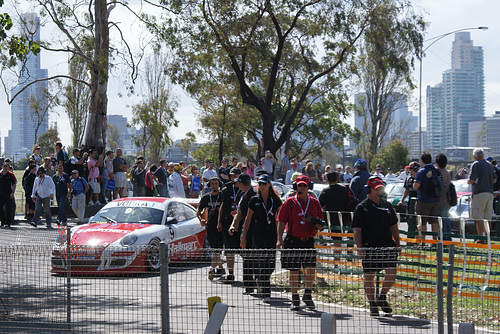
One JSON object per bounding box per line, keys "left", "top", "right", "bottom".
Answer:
{"left": 107, "top": 124, "right": 120, "bottom": 152}
{"left": 195, "top": 81, "right": 256, "bottom": 162}
{"left": 155, "top": 0, "right": 386, "bottom": 156}
{"left": 62, "top": 35, "right": 92, "bottom": 148}
{"left": 27, "top": 82, "right": 60, "bottom": 145}
{"left": 354, "top": 0, "right": 425, "bottom": 167}
{"left": 130, "top": 50, "right": 179, "bottom": 162}
{"left": 178, "top": 132, "right": 196, "bottom": 162}
{"left": 37, "top": 126, "right": 60, "bottom": 158}
{"left": 1, "top": 1, "right": 153, "bottom": 153}
{"left": 371, "top": 139, "right": 409, "bottom": 172}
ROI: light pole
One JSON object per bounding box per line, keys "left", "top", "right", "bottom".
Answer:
{"left": 418, "top": 26, "right": 488, "bottom": 156}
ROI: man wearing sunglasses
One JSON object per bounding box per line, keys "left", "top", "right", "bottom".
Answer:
{"left": 30, "top": 166, "right": 55, "bottom": 228}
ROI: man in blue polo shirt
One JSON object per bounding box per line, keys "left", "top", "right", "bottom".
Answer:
{"left": 413, "top": 152, "right": 441, "bottom": 239}
{"left": 71, "top": 170, "right": 89, "bottom": 223}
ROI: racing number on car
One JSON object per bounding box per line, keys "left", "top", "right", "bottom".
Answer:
{"left": 169, "top": 226, "right": 175, "bottom": 240}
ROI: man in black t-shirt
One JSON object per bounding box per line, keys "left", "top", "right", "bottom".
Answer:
{"left": 217, "top": 158, "right": 231, "bottom": 185}
{"left": 197, "top": 177, "right": 224, "bottom": 280}
{"left": 229, "top": 173, "right": 257, "bottom": 293}
{"left": 397, "top": 161, "right": 420, "bottom": 235}
{"left": 319, "top": 171, "right": 357, "bottom": 234}
{"left": 353, "top": 176, "right": 400, "bottom": 317}
{"left": 217, "top": 167, "right": 241, "bottom": 283}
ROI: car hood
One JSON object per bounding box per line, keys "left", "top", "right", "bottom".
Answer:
{"left": 71, "top": 223, "right": 154, "bottom": 246}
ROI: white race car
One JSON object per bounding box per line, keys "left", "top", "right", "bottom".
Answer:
{"left": 51, "top": 197, "right": 206, "bottom": 274}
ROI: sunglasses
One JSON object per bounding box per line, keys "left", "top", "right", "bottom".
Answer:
{"left": 297, "top": 184, "right": 308, "bottom": 187}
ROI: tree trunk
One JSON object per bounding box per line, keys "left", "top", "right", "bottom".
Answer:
{"left": 81, "top": 0, "right": 109, "bottom": 155}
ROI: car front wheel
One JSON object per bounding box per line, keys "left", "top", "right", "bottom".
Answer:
{"left": 146, "top": 238, "right": 161, "bottom": 271}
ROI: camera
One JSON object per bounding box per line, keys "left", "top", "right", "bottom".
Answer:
{"left": 305, "top": 215, "right": 325, "bottom": 227}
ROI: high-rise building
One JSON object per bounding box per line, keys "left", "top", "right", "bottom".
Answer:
{"left": 426, "top": 32, "right": 485, "bottom": 151}
{"left": 5, "top": 13, "right": 48, "bottom": 158}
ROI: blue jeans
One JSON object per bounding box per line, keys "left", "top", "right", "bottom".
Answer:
{"left": 438, "top": 205, "right": 451, "bottom": 241}
{"left": 56, "top": 192, "right": 68, "bottom": 223}
{"left": 33, "top": 195, "right": 52, "bottom": 226}
{"left": 157, "top": 185, "right": 169, "bottom": 198}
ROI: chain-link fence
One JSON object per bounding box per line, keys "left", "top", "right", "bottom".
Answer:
{"left": 1, "top": 230, "right": 498, "bottom": 333}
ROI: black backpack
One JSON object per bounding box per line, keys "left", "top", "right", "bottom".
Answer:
{"left": 426, "top": 168, "right": 445, "bottom": 198}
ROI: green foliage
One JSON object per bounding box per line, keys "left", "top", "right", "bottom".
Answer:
{"left": 156, "top": 0, "right": 373, "bottom": 155}
{"left": 178, "top": 132, "right": 197, "bottom": 160}
{"left": 0, "top": 10, "right": 40, "bottom": 65}
{"left": 354, "top": 0, "right": 425, "bottom": 167}
{"left": 107, "top": 124, "right": 120, "bottom": 152}
{"left": 371, "top": 139, "right": 409, "bottom": 172}
{"left": 37, "top": 127, "right": 60, "bottom": 158}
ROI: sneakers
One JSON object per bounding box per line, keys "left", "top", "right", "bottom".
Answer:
{"left": 29, "top": 222, "right": 37, "bottom": 228}
{"left": 243, "top": 288, "right": 254, "bottom": 295}
{"left": 302, "top": 291, "right": 315, "bottom": 310}
{"left": 369, "top": 301, "right": 380, "bottom": 316}
{"left": 215, "top": 267, "right": 225, "bottom": 278}
{"left": 89, "top": 201, "right": 95, "bottom": 206}
{"left": 377, "top": 294, "right": 392, "bottom": 314}
{"left": 262, "top": 296, "right": 271, "bottom": 304}
{"left": 208, "top": 268, "right": 216, "bottom": 281}
{"left": 220, "top": 273, "right": 234, "bottom": 284}
{"left": 290, "top": 294, "right": 300, "bottom": 311}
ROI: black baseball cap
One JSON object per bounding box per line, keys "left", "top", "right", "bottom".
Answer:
{"left": 235, "top": 173, "right": 252, "bottom": 186}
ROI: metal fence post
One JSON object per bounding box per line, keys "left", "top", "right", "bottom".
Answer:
{"left": 160, "top": 241, "right": 170, "bottom": 334}
{"left": 66, "top": 226, "right": 71, "bottom": 330}
{"left": 447, "top": 244, "right": 455, "bottom": 334}
{"left": 437, "top": 242, "right": 444, "bottom": 334}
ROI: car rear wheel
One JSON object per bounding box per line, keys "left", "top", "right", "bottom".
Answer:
{"left": 146, "top": 238, "right": 161, "bottom": 271}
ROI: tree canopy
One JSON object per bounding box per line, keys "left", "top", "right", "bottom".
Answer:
{"left": 154, "top": 0, "right": 386, "bottom": 156}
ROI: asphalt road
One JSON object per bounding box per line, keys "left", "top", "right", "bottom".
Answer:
{"left": 0, "top": 216, "right": 446, "bottom": 333}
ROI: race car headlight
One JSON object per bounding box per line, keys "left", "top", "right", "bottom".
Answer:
{"left": 120, "top": 234, "right": 138, "bottom": 246}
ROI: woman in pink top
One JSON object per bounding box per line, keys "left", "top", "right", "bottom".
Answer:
{"left": 145, "top": 164, "right": 158, "bottom": 197}
{"left": 246, "top": 157, "right": 256, "bottom": 178}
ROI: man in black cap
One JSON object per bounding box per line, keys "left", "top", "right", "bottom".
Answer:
{"left": 217, "top": 167, "right": 241, "bottom": 283}
{"left": 197, "top": 176, "right": 224, "bottom": 280}
{"left": 353, "top": 176, "right": 400, "bottom": 317}
{"left": 0, "top": 162, "right": 16, "bottom": 228}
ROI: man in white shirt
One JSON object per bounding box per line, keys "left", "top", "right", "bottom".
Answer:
{"left": 285, "top": 162, "right": 298, "bottom": 186}
{"left": 385, "top": 168, "right": 398, "bottom": 181}
{"left": 398, "top": 165, "right": 409, "bottom": 181}
{"left": 30, "top": 166, "right": 55, "bottom": 228}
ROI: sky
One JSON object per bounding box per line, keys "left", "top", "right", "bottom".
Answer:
{"left": 0, "top": 0, "right": 499, "bottom": 152}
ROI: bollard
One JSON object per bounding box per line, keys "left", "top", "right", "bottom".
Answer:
{"left": 206, "top": 297, "right": 223, "bottom": 334}
{"left": 321, "top": 313, "right": 336, "bottom": 334}
{"left": 66, "top": 226, "right": 71, "bottom": 330}
{"left": 458, "top": 323, "right": 475, "bottom": 334}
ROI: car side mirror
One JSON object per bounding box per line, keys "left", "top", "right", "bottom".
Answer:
{"left": 167, "top": 217, "right": 178, "bottom": 225}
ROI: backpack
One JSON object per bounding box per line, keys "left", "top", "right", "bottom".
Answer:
{"left": 426, "top": 168, "right": 445, "bottom": 198}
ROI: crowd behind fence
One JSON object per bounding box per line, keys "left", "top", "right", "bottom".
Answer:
{"left": 0, "top": 227, "right": 499, "bottom": 333}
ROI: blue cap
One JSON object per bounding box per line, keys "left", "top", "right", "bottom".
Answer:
{"left": 486, "top": 156, "right": 493, "bottom": 162}
{"left": 354, "top": 158, "right": 367, "bottom": 167}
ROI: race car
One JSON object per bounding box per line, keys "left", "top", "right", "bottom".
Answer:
{"left": 51, "top": 197, "right": 206, "bottom": 275}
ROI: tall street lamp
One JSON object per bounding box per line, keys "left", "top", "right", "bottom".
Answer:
{"left": 418, "top": 26, "right": 488, "bottom": 156}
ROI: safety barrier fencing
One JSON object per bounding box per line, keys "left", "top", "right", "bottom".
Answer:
{"left": 0, "top": 230, "right": 499, "bottom": 333}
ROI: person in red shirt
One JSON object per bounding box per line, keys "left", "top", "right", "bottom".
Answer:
{"left": 277, "top": 175, "right": 324, "bottom": 311}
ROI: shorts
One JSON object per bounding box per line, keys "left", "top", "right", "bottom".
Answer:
{"left": 280, "top": 236, "right": 316, "bottom": 270}
{"left": 470, "top": 192, "right": 494, "bottom": 220}
{"left": 415, "top": 200, "right": 439, "bottom": 225}
{"left": 361, "top": 247, "right": 398, "bottom": 273}
{"left": 114, "top": 172, "right": 127, "bottom": 188}
{"left": 206, "top": 223, "right": 224, "bottom": 249}
{"left": 89, "top": 178, "right": 101, "bottom": 194}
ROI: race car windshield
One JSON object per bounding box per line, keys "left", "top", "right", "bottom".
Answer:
{"left": 91, "top": 207, "right": 164, "bottom": 225}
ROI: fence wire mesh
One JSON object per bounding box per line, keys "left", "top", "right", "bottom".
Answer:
{"left": 1, "top": 228, "right": 499, "bottom": 333}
